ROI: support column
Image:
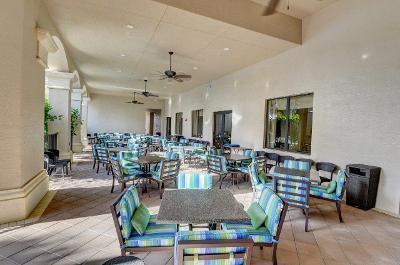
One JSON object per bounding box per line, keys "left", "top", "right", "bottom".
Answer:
{"left": 0, "top": 0, "right": 49, "bottom": 224}
{"left": 46, "top": 70, "right": 74, "bottom": 160}
{"left": 81, "top": 96, "right": 90, "bottom": 147}
{"left": 71, "top": 88, "right": 83, "bottom": 152}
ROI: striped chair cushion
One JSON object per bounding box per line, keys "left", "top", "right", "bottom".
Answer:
{"left": 335, "top": 170, "right": 346, "bottom": 198}
{"left": 310, "top": 188, "right": 339, "bottom": 200}
{"left": 272, "top": 173, "right": 310, "bottom": 205}
{"left": 183, "top": 258, "right": 244, "bottom": 265}
{"left": 283, "top": 160, "right": 311, "bottom": 171}
{"left": 221, "top": 222, "right": 275, "bottom": 244}
{"left": 119, "top": 186, "right": 140, "bottom": 239}
{"left": 165, "top": 151, "right": 179, "bottom": 160}
{"left": 176, "top": 230, "right": 249, "bottom": 255}
{"left": 258, "top": 187, "right": 284, "bottom": 237}
{"left": 125, "top": 233, "right": 176, "bottom": 248}
{"left": 177, "top": 172, "right": 212, "bottom": 189}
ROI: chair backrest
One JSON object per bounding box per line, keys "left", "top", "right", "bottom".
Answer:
{"left": 296, "top": 158, "right": 314, "bottom": 167}
{"left": 208, "top": 148, "right": 223, "bottom": 156}
{"left": 248, "top": 162, "right": 261, "bottom": 188}
{"left": 283, "top": 160, "right": 311, "bottom": 172}
{"left": 106, "top": 141, "right": 118, "bottom": 148}
{"left": 335, "top": 170, "right": 347, "bottom": 199}
{"left": 110, "top": 186, "right": 140, "bottom": 242}
{"left": 254, "top": 156, "right": 267, "bottom": 173}
{"left": 96, "top": 147, "right": 109, "bottom": 162}
{"left": 272, "top": 172, "right": 311, "bottom": 210}
{"left": 207, "top": 155, "right": 227, "bottom": 174}
{"left": 242, "top": 149, "right": 257, "bottom": 159}
{"left": 175, "top": 230, "right": 253, "bottom": 265}
{"left": 155, "top": 159, "right": 181, "bottom": 181}
{"left": 258, "top": 187, "right": 287, "bottom": 239}
{"left": 177, "top": 172, "right": 212, "bottom": 189}
{"left": 279, "top": 155, "right": 295, "bottom": 165}
{"left": 110, "top": 158, "right": 124, "bottom": 182}
{"left": 266, "top": 153, "right": 280, "bottom": 164}
{"left": 119, "top": 150, "right": 140, "bottom": 162}
{"left": 316, "top": 162, "right": 337, "bottom": 179}
{"left": 165, "top": 151, "right": 179, "bottom": 160}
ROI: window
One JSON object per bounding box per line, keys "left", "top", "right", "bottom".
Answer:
{"left": 175, "top": 112, "right": 183, "bottom": 135}
{"left": 191, "top": 109, "right": 203, "bottom": 138}
{"left": 265, "top": 93, "right": 313, "bottom": 154}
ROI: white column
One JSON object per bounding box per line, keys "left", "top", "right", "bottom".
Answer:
{"left": 81, "top": 96, "right": 90, "bottom": 147}
{"left": 71, "top": 89, "right": 83, "bottom": 152}
{"left": 46, "top": 70, "right": 74, "bottom": 160}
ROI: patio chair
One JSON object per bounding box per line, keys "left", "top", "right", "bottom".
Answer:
{"left": 248, "top": 161, "right": 273, "bottom": 201}
{"left": 265, "top": 153, "right": 279, "bottom": 172}
{"left": 119, "top": 151, "right": 142, "bottom": 173}
{"left": 44, "top": 154, "right": 57, "bottom": 175}
{"left": 110, "top": 157, "right": 143, "bottom": 193}
{"left": 91, "top": 143, "right": 103, "bottom": 170}
{"left": 272, "top": 171, "right": 311, "bottom": 232}
{"left": 48, "top": 149, "right": 72, "bottom": 172}
{"left": 296, "top": 158, "right": 314, "bottom": 168}
{"left": 44, "top": 151, "right": 69, "bottom": 176}
{"left": 174, "top": 230, "right": 254, "bottom": 265}
{"left": 95, "top": 147, "right": 111, "bottom": 174}
{"left": 207, "top": 154, "right": 236, "bottom": 189}
{"left": 283, "top": 160, "right": 311, "bottom": 171}
{"left": 310, "top": 170, "right": 347, "bottom": 222}
{"left": 316, "top": 162, "right": 337, "bottom": 183}
{"left": 150, "top": 159, "right": 181, "bottom": 199}
{"left": 222, "top": 187, "right": 288, "bottom": 265}
{"left": 177, "top": 172, "right": 212, "bottom": 189}
{"left": 278, "top": 155, "right": 295, "bottom": 166}
{"left": 238, "top": 149, "right": 257, "bottom": 174}
{"left": 179, "top": 138, "right": 189, "bottom": 146}
{"left": 110, "top": 186, "right": 177, "bottom": 255}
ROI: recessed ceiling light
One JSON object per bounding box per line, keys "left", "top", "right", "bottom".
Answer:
{"left": 116, "top": 69, "right": 122, "bottom": 73}
{"left": 361, "top": 53, "right": 369, "bottom": 60}
{"left": 223, "top": 47, "right": 230, "bottom": 51}
{"left": 120, "top": 53, "right": 127, "bottom": 57}
{"left": 193, "top": 66, "right": 198, "bottom": 70}
{"left": 126, "top": 24, "right": 134, "bottom": 29}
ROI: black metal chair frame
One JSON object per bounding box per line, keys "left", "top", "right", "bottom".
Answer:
{"left": 265, "top": 153, "right": 280, "bottom": 171}
{"left": 316, "top": 162, "right": 337, "bottom": 183}
{"left": 151, "top": 159, "right": 181, "bottom": 199}
{"left": 110, "top": 190, "right": 174, "bottom": 256}
{"left": 207, "top": 155, "right": 230, "bottom": 189}
{"left": 95, "top": 147, "right": 111, "bottom": 174}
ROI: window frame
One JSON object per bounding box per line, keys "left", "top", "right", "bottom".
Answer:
{"left": 191, "top": 109, "right": 203, "bottom": 138}
{"left": 175, "top": 112, "right": 183, "bottom": 135}
{"left": 264, "top": 93, "right": 314, "bottom": 154}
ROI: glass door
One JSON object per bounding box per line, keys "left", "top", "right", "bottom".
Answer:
{"left": 213, "top": 110, "right": 232, "bottom": 148}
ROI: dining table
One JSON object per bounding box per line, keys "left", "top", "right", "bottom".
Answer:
{"left": 157, "top": 189, "right": 249, "bottom": 229}
{"left": 108, "top": 147, "right": 128, "bottom": 155}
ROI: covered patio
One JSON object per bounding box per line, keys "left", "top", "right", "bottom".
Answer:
{"left": 1, "top": 0, "right": 400, "bottom": 265}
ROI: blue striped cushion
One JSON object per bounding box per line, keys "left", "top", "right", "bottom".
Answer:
{"left": 183, "top": 258, "right": 244, "bottom": 265}
{"left": 119, "top": 186, "right": 140, "bottom": 239}
{"left": 258, "top": 188, "right": 284, "bottom": 237}
{"left": 125, "top": 233, "right": 176, "bottom": 248}
{"left": 335, "top": 170, "right": 346, "bottom": 198}
{"left": 310, "top": 188, "right": 339, "bottom": 200}
{"left": 221, "top": 222, "right": 275, "bottom": 244}
{"left": 283, "top": 160, "right": 311, "bottom": 171}
{"left": 177, "top": 172, "right": 212, "bottom": 189}
{"left": 176, "top": 230, "right": 249, "bottom": 255}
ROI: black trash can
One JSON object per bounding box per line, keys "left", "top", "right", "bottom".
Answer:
{"left": 345, "top": 164, "right": 381, "bottom": 210}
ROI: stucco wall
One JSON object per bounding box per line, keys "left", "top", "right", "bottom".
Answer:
{"left": 87, "top": 93, "right": 164, "bottom": 134}
{"left": 165, "top": 0, "right": 400, "bottom": 215}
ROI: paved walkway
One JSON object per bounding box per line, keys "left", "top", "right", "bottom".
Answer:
{"left": 0, "top": 152, "right": 399, "bottom": 265}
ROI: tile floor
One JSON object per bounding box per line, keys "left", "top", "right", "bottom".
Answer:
{"left": 0, "top": 151, "right": 400, "bottom": 265}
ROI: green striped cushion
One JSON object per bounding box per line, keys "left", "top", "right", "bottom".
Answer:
{"left": 258, "top": 188, "right": 284, "bottom": 237}
{"left": 177, "top": 172, "right": 212, "bottom": 189}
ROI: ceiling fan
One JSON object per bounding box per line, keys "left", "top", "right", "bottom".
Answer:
{"left": 125, "top": 92, "right": 144, "bottom": 105}
{"left": 155, "top": 51, "right": 192, "bottom": 83}
{"left": 262, "top": 0, "right": 290, "bottom": 16}
{"left": 140, "top": 79, "right": 158, "bottom": 97}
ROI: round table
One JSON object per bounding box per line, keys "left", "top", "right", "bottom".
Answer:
{"left": 130, "top": 155, "right": 165, "bottom": 195}
{"left": 102, "top": 256, "right": 144, "bottom": 265}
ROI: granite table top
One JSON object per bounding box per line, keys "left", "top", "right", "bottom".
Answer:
{"left": 157, "top": 189, "right": 249, "bottom": 224}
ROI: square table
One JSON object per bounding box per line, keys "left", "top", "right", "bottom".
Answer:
{"left": 157, "top": 189, "right": 249, "bottom": 225}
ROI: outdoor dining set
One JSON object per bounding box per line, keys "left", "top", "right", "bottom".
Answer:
{"left": 87, "top": 132, "right": 348, "bottom": 265}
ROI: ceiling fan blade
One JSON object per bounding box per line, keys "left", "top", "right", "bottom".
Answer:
{"left": 175, "top": 74, "right": 192, "bottom": 79}
{"left": 174, "top": 78, "right": 184, "bottom": 83}
{"left": 159, "top": 76, "right": 168, "bottom": 80}
{"left": 148, "top": 94, "right": 159, "bottom": 97}
{"left": 262, "top": 0, "right": 281, "bottom": 16}
{"left": 137, "top": 102, "right": 144, "bottom": 104}
{"left": 125, "top": 101, "right": 133, "bottom": 104}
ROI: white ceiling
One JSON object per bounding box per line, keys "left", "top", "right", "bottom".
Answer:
{"left": 251, "top": 0, "right": 337, "bottom": 19}
{"left": 44, "top": 0, "right": 335, "bottom": 97}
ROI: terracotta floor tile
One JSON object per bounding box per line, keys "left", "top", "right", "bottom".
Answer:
{"left": 2, "top": 151, "right": 399, "bottom": 265}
